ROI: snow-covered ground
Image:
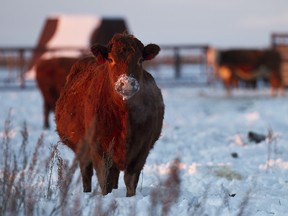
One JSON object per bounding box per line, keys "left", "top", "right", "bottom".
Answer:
{"left": 1, "top": 80, "right": 288, "bottom": 215}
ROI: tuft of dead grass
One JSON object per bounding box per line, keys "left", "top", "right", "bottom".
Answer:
{"left": 149, "top": 158, "right": 181, "bottom": 216}
{"left": 0, "top": 115, "right": 256, "bottom": 216}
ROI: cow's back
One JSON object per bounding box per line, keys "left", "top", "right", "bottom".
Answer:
{"left": 219, "top": 50, "right": 261, "bottom": 67}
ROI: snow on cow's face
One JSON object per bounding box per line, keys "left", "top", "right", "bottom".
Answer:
{"left": 114, "top": 74, "right": 140, "bottom": 100}
{"left": 90, "top": 33, "right": 160, "bottom": 100}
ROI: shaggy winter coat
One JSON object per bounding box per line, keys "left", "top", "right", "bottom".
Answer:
{"left": 55, "top": 33, "right": 164, "bottom": 196}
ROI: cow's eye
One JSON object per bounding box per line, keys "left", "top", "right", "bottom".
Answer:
{"left": 107, "top": 58, "right": 114, "bottom": 63}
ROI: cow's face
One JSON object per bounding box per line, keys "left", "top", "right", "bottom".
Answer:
{"left": 91, "top": 33, "right": 160, "bottom": 100}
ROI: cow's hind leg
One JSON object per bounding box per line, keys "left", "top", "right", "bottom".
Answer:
{"left": 104, "top": 164, "right": 120, "bottom": 194}
{"left": 43, "top": 102, "right": 50, "bottom": 129}
{"left": 109, "top": 164, "right": 120, "bottom": 190}
{"left": 80, "top": 161, "right": 93, "bottom": 192}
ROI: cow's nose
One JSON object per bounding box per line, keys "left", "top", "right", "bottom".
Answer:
{"left": 115, "top": 74, "right": 140, "bottom": 100}
{"left": 120, "top": 81, "right": 125, "bottom": 87}
{"left": 130, "top": 80, "right": 136, "bottom": 87}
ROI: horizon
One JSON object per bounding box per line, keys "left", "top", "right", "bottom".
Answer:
{"left": 0, "top": 0, "right": 287, "bottom": 49}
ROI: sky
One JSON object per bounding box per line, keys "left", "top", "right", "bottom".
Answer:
{"left": 0, "top": 0, "right": 288, "bottom": 49}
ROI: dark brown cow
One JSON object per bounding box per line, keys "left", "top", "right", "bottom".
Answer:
{"left": 213, "top": 49, "right": 284, "bottom": 96}
{"left": 55, "top": 33, "right": 164, "bottom": 197}
{"left": 36, "top": 57, "right": 78, "bottom": 128}
{"left": 35, "top": 57, "right": 78, "bottom": 128}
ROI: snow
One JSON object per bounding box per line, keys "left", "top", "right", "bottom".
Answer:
{"left": 1, "top": 81, "right": 288, "bottom": 215}
{"left": 25, "top": 14, "right": 100, "bottom": 80}
{"left": 42, "top": 14, "right": 100, "bottom": 59}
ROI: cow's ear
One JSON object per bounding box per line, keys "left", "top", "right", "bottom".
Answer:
{"left": 143, "top": 44, "right": 160, "bottom": 61}
{"left": 91, "top": 44, "right": 108, "bottom": 65}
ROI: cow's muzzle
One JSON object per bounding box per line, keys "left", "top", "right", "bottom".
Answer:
{"left": 114, "top": 74, "right": 140, "bottom": 100}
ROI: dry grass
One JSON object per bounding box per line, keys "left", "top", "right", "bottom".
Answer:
{"left": 0, "top": 116, "right": 255, "bottom": 216}
{"left": 265, "top": 128, "right": 279, "bottom": 172}
{"left": 149, "top": 158, "right": 181, "bottom": 216}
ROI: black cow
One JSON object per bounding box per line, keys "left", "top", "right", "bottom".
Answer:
{"left": 213, "top": 49, "right": 284, "bottom": 96}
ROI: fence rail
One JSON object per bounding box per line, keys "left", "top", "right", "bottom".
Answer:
{"left": 0, "top": 45, "right": 211, "bottom": 88}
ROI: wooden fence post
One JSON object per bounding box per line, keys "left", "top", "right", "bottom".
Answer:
{"left": 19, "top": 49, "right": 25, "bottom": 88}
{"left": 174, "top": 47, "right": 181, "bottom": 79}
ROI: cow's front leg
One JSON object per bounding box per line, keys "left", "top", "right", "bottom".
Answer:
{"left": 77, "top": 141, "right": 93, "bottom": 192}
{"left": 124, "top": 170, "right": 141, "bottom": 197}
{"left": 93, "top": 154, "right": 120, "bottom": 195}
{"left": 79, "top": 161, "right": 93, "bottom": 192}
